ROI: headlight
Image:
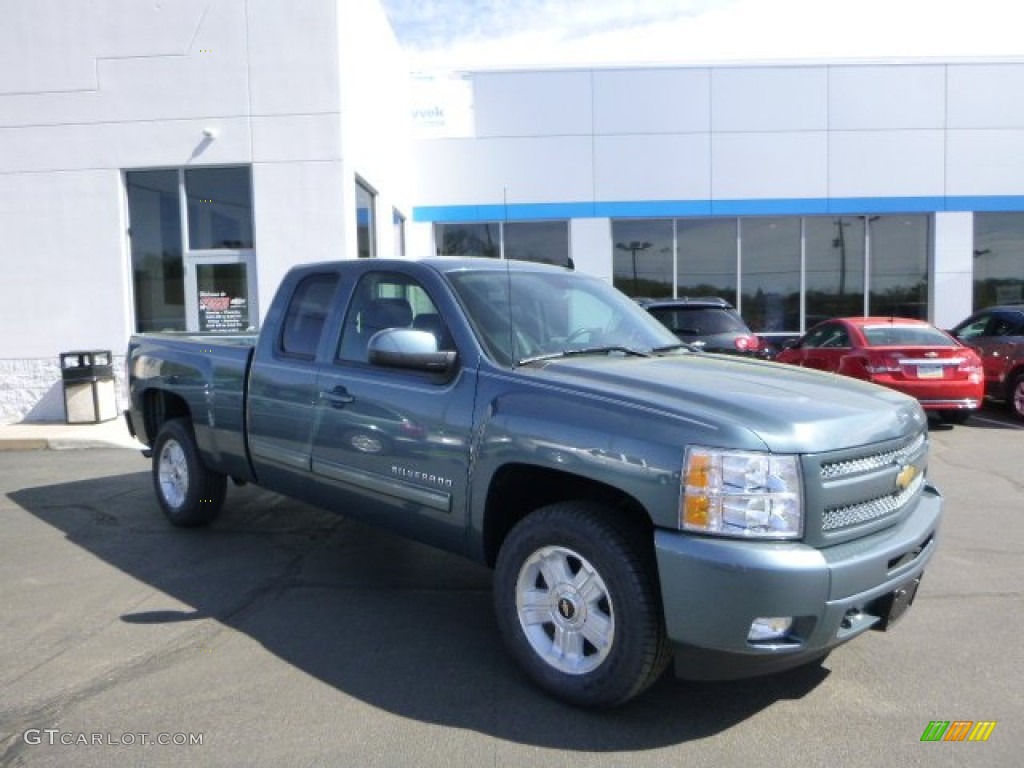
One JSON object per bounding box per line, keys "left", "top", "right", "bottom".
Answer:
{"left": 681, "top": 447, "right": 803, "bottom": 539}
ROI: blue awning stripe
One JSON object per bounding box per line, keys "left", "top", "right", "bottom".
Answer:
{"left": 413, "top": 195, "right": 1024, "bottom": 222}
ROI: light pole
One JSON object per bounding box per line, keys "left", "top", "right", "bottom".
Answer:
{"left": 615, "top": 240, "right": 652, "bottom": 295}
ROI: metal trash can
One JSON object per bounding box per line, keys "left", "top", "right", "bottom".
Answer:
{"left": 60, "top": 350, "right": 117, "bottom": 424}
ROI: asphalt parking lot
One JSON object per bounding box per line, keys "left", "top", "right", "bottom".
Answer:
{"left": 1, "top": 405, "right": 1021, "bottom": 767}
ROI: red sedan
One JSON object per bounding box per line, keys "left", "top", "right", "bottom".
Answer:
{"left": 776, "top": 317, "right": 984, "bottom": 424}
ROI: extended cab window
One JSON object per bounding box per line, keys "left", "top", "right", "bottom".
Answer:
{"left": 279, "top": 273, "right": 339, "bottom": 359}
{"left": 337, "top": 272, "right": 454, "bottom": 363}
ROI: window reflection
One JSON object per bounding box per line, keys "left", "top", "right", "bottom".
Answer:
{"left": 868, "top": 215, "right": 929, "bottom": 319}
{"left": 505, "top": 221, "right": 570, "bottom": 266}
{"left": 185, "top": 167, "right": 253, "bottom": 250}
{"left": 126, "top": 170, "right": 186, "bottom": 332}
{"left": 356, "top": 179, "right": 376, "bottom": 258}
{"left": 609, "top": 213, "right": 930, "bottom": 333}
{"left": 677, "top": 219, "right": 737, "bottom": 305}
{"left": 974, "top": 213, "right": 1024, "bottom": 308}
{"left": 434, "top": 221, "right": 570, "bottom": 265}
{"left": 435, "top": 223, "right": 500, "bottom": 257}
{"left": 612, "top": 219, "right": 673, "bottom": 297}
{"left": 740, "top": 218, "right": 800, "bottom": 333}
{"left": 805, "top": 216, "right": 865, "bottom": 324}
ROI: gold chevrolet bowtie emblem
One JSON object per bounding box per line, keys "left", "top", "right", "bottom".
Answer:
{"left": 895, "top": 464, "right": 917, "bottom": 492}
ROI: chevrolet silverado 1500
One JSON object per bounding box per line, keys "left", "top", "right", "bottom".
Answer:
{"left": 126, "top": 258, "right": 942, "bottom": 708}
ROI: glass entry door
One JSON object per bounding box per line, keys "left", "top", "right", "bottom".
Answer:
{"left": 185, "top": 255, "right": 258, "bottom": 333}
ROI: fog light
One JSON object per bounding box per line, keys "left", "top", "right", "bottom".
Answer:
{"left": 748, "top": 617, "right": 793, "bottom": 642}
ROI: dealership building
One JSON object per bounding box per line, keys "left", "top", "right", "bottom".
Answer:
{"left": 2, "top": 0, "right": 1023, "bottom": 422}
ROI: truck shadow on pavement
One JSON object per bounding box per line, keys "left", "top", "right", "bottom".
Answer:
{"left": 10, "top": 455, "right": 828, "bottom": 751}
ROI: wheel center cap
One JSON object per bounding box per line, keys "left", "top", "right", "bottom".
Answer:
{"left": 557, "top": 596, "right": 576, "bottom": 620}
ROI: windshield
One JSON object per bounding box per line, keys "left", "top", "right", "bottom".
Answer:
{"left": 446, "top": 269, "right": 681, "bottom": 365}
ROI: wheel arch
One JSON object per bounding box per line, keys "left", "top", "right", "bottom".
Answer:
{"left": 142, "top": 388, "right": 192, "bottom": 446}
{"left": 480, "top": 463, "right": 653, "bottom": 567}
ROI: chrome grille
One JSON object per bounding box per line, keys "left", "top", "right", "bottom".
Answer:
{"left": 820, "top": 432, "right": 925, "bottom": 480}
{"left": 822, "top": 472, "right": 925, "bottom": 531}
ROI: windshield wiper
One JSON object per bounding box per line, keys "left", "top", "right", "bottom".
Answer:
{"left": 518, "top": 346, "right": 652, "bottom": 365}
{"left": 651, "top": 343, "right": 698, "bottom": 354}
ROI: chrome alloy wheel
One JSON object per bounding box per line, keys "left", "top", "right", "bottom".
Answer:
{"left": 157, "top": 438, "right": 189, "bottom": 509}
{"left": 515, "top": 545, "right": 615, "bottom": 675}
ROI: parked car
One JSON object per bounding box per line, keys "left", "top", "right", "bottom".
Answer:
{"left": 949, "top": 305, "right": 1024, "bottom": 420}
{"left": 636, "top": 297, "right": 764, "bottom": 356}
{"left": 776, "top": 317, "right": 984, "bottom": 424}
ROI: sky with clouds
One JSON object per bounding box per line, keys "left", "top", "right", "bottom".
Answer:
{"left": 380, "top": 0, "right": 1022, "bottom": 70}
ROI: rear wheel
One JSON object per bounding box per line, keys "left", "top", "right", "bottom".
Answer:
{"left": 1010, "top": 374, "right": 1024, "bottom": 421}
{"left": 493, "top": 501, "right": 671, "bottom": 708}
{"left": 152, "top": 418, "right": 227, "bottom": 527}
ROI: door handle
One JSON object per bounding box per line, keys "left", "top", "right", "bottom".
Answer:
{"left": 320, "top": 386, "right": 355, "bottom": 407}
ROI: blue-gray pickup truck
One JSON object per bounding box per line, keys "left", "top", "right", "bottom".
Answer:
{"left": 125, "top": 257, "right": 942, "bottom": 708}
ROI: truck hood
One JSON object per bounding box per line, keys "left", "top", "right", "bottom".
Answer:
{"left": 523, "top": 353, "right": 926, "bottom": 454}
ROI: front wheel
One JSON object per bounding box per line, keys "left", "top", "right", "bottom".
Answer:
{"left": 493, "top": 502, "right": 671, "bottom": 708}
{"left": 151, "top": 418, "right": 227, "bottom": 527}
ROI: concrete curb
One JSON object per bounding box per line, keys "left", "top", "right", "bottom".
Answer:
{"left": 0, "top": 420, "right": 142, "bottom": 452}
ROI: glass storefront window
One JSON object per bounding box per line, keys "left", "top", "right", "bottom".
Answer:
{"left": 505, "top": 221, "right": 571, "bottom": 266}
{"left": 126, "top": 170, "right": 186, "bottom": 332}
{"left": 974, "top": 213, "right": 1024, "bottom": 308}
{"left": 676, "top": 219, "right": 737, "bottom": 305}
{"left": 740, "top": 217, "right": 800, "bottom": 333}
{"left": 804, "top": 216, "right": 866, "bottom": 324}
{"left": 868, "top": 215, "right": 929, "bottom": 319}
{"left": 435, "top": 221, "right": 572, "bottom": 264}
{"left": 435, "top": 223, "right": 501, "bottom": 257}
{"left": 185, "top": 167, "right": 253, "bottom": 250}
{"left": 127, "top": 166, "right": 256, "bottom": 333}
{"left": 356, "top": 178, "right": 376, "bottom": 258}
{"left": 612, "top": 219, "right": 673, "bottom": 297}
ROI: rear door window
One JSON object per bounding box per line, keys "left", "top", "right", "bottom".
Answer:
{"left": 279, "top": 273, "right": 340, "bottom": 359}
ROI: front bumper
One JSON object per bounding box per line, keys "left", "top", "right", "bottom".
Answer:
{"left": 654, "top": 482, "right": 943, "bottom": 680}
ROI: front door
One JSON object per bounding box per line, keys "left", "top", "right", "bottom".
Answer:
{"left": 309, "top": 270, "right": 475, "bottom": 553}
{"left": 185, "top": 255, "right": 258, "bottom": 333}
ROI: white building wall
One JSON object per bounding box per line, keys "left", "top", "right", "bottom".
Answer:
{"left": 0, "top": 0, "right": 406, "bottom": 422}
{"left": 411, "top": 59, "right": 1024, "bottom": 326}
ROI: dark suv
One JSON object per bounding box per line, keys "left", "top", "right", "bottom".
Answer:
{"left": 637, "top": 297, "right": 763, "bottom": 356}
{"left": 950, "top": 304, "right": 1024, "bottom": 420}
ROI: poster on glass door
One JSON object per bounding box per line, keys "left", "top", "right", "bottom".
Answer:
{"left": 199, "top": 291, "right": 249, "bottom": 332}
{"left": 197, "top": 263, "right": 251, "bottom": 333}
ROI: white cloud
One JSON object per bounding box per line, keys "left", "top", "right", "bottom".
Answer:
{"left": 384, "top": 0, "right": 1024, "bottom": 70}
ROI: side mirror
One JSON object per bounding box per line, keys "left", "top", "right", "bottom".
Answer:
{"left": 783, "top": 338, "right": 800, "bottom": 350}
{"left": 368, "top": 329, "right": 456, "bottom": 373}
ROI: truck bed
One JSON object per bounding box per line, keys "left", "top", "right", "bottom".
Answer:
{"left": 126, "top": 332, "right": 257, "bottom": 482}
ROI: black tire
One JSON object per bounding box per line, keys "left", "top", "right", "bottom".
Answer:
{"left": 493, "top": 501, "right": 671, "bottom": 708}
{"left": 938, "top": 411, "right": 971, "bottom": 426}
{"left": 1010, "top": 373, "right": 1024, "bottom": 421}
{"left": 151, "top": 418, "right": 227, "bottom": 527}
